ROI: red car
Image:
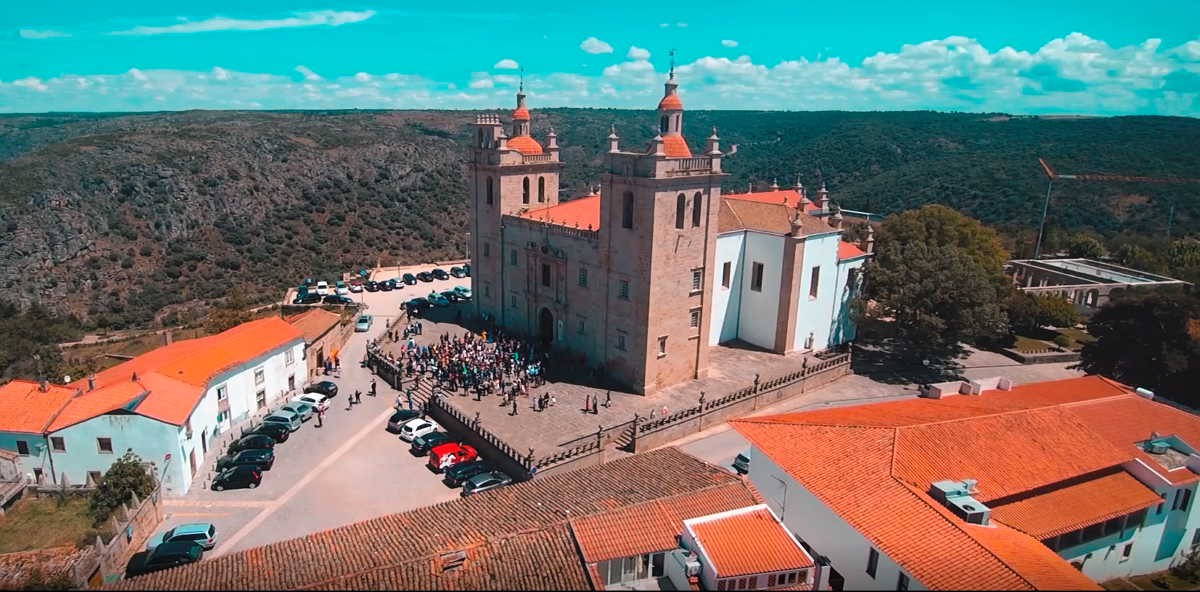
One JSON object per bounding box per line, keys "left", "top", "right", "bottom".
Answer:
{"left": 428, "top": 443, "right": 478, "bottom": 473}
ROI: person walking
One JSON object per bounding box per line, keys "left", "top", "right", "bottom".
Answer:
{"left": 582, "top": 393, "right": 590, "bottom": 413}
{"left": 511, "top": 399, "right": 518, "bottom": 416}
{"left": 316, "top": 407, "right": 325, "bottom": 428}
{"left": 604, "top": 391, "right": 611, "bottom": 408}
{"left": 370, "top": 378, "right": 377, "bottom": 397}
{"left": 592, "top": 397, "right": 599, "bottom": 415}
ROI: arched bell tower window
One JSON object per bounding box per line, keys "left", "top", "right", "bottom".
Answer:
{"left": 486, "top": 177, "right": 494, "bottom": 205}
{"left": 660, "top": 115, "right": 670, "bottom": 134}
{"left": 675, "top": 194, "right": 686, "bottom": 229}
{"left": 538, "top": 177, "right": 546, "bottom": 202}
{"left": 692, "top": 192, "right": 702, "bottom": 227}
{"left": 522, "top": 177, "right": 530, "bottom": 204}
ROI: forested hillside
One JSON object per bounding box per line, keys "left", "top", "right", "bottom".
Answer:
{"left": 1, "top": 108, "right": 1197, "bottom": 331}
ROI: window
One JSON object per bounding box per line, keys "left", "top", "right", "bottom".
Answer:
{"left": 690, "top": 308, "right": 701, "bottom": 328}
{"left": 15, "top": 440, "right": 29, "bottom": 456}
{"left": 622, "top": 192, "right": 634, "bottom": 229}
{"left": 866, "top": 547, "right": 879, "bottom": 578}
{"left": 509, "top": 249, "right": 518, "bottom": 266}
{"left": 96, "top": 437, "right": 113, "bottom": 454}
{"left": 691, "top": 268, "right": 703, "bottom": 293}
{"left": 578, "top": 266, "right": 588, "bottom": 287}
{"left": 285, "top": 349, "right": 294, "bottom": 366}
{"left": 616, "top": 333, "right": 627, "bottom": 351}
{"left": 767, "top": 574, "right": 776, "bottom": 587}
{"left": 541, "top": 263, "right": 551, "bottom": 287}
{"left": 847, "top": 267, "right": 860, "bottom": 292}
{"left": 619, "top": 279, "right": 630, "bottom": 300}
{"left": 657, "top": 336, "right": 668, "bottom": 357}
{"left": 483, "top": 283, "right": 491, "bottom": 297}
{"left": 722, "top": 262, "right": 732, "bottom": 288}
{"left": 1183, "top": 489, "right": 1193, "bottom": 512}
{"left": 256, "top": 390, "right": 267, "bottom": 410}
{"left": 88, "top": 471, "right": 103, "bottom": 486}
{"left": 254, "top": 367, "right": 265, "bottom": 386}
{"left": 660, "top": 115, "right": 669, "bottom": 133}
{"left": 1125, "top": 542, "right": 1136, "bottom": 559}
{"left": 1174, "top": 489, "right": 1184, "bottom": 511}
{"left": 522, "top": 177, "right": 530, "bottom": 204}
{"left": 675, "top": 194, "right": 686, "bottom": 229}
{"left": 897, "top": 573, "right": 909, "bottom": 591}
{"left": 511, "top": 294, "right": 519, "bottom": 308}
{"left": 50, "top": 437, "right": 65, "bottom": 453}
{"left": 809, "top": 266, "right": 821, "bottom": 299}
{"left": 486, "top": 176, "right": 494, "bottom": 205}
{"left": 538, "top": 177, "right": 545, "bottom": 202}
{"left": 751, "top": 262, "right": 764, "bottom": 292}
{"left": 1103, "top": 516, "right": 1124, "bottom": 536}
{"left": 288, "top": 375, "right": 295, "bottom": 392}
{"left": 692, "top": 192, "right": 702, "bottom": 227}
{"left": 217, "top": 385, "right": 228, "bottom": 400}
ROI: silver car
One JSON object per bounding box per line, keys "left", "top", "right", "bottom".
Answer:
{"left": 262, "top": 410, "right": 302, "bottom": 432}
{"left": 280, "top": 402, "right": 314, "bottom": 422}
{"left": 461, "top": 471, "right": 513, "bottom": 497}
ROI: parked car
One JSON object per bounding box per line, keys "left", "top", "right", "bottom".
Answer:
{"left": 246, "top": 422, "right": 290, "bottom": 443}
{"left": 463, "top": 263, "right": 471, "bottom": 276}
{"left": 364, "top": 280, "right": 379, "bottom": 292}
{"left": 432, "top": 268, "right": 450, "bottom": 280}
{"left": 280, "top": 402, "right": 314, "bottom": 422}
{"left": 355, "top": 315, "right": 373, "bottom": 332}
{"left": 461, "top": 471, "right": 513, "bottom": 497}
{"left": 211, "top": 465, "right": 263, "bottom": 491}
{"left": 294, "top": 293, "right": 321, "bottom": 305}
{"left": 440, "top": 290, "right": 461, "bottom": 304}
{"left": 733, "top": 449, "right": 751, "bottom": 475}
{"left": 399, "top": 418, "right": 438, "bottom": 442}
{"left": 416, "top": 271, "right": 434, "bottom": 282}
{"left": 323, "top": 294, "right": 354, "bottom": 305}
{"left": 315, "top": 280, "right": 330, "bottom": 295}
{"left": 305, "top": 381, "right": 338, "bottom": 398}
{"left": 228, "top": 434, "right": 276, "bottom": 455}
{"left": 215, "top": 449, "right": 275, "bottom": 472}
{"left": 348, "top": 281, "right": 364, "bottom": 293}
{"left": 450, "top": 266, "right": 467, "bottom": 278}
{"left": 410, "top": 431, "right": 453, "bottom": 456}
{"left": 428, "top": 442, "right": 478, "bottom": 473}
{"left": 335, "top": 281, "right": 349, "bottom": 296}
{"left": 386, "top": 409, "right": 421, "bottom": 432}
{"left": 428, "top": 292, "right": 450, "bottom": 307}
{"left": 291, "top": 393, "right": 329, "bottom": 411}
{"left": 379, "top": 280, "right": 393, "bottom": 292}
{"left": 145, "top": 523, "right": 217, "bottom": 552}
{"left": 443, "top": 460, "right": 492, "bottom": 488}
{"left": 263, "top": 411, "right": 302, "bottom": 432}
{"left": 406, "top": 297, "right": 430, "bottom": 310}
{"left": 402, "top": 273, "right": 417, "bottom": 285}
{"left": 452, "top": 286, "right": 472, "bottom": 300}
{"left": 302, "top": 277, "right": 315, "bottom": 287}
{"left": 126, "top": 541, "right": 204, "bottom": 578}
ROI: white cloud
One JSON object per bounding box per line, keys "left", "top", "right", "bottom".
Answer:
{"left": 127, "top": 68, "right": 148, "bottom": 82}
{"left": 12, "top": 77, "right": 48, "bottom": 92}
{"left": 494, "top": 59, "right": 519, "bottom": 70}
{"left": 469, "top": 72, "right": 494, "bottom": 89}
{"left": 721, "top": 39, "right": 738, "bottom": 48}
{"left": 354, "top": 72, "right": 372, "bottom": 82}
{"left": 211, "top": 66, "right": 231, "bottom": 81}
{"left": 294, "top": 65, "right": 322, "bottom": 81}
{"left": 110, "top": 10, "right": 375, "bottom": 36}
{"left": 627, "top": 46, "right": 650, "bottom": 60}
{"left": 18, "top": 29, "right": 70, "bottom": 39}
{"left": 580, "top": 36, "right": 613, "bottom": 54}
{"left": 676, "top": 22, "right": 688, "bottom": 28}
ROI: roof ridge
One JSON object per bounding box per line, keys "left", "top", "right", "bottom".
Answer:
{"left": 730, "top": 417, "right": 900, "bottom": 430}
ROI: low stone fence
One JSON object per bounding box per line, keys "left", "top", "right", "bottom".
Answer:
{"left": 997, "top": 347, "right": 1082, "bottom": 365}
{"left": 83, "top": 484, "right": 163, "bottom": 587}
{"left": 426, "top": 395, "right": 535, "bottom": 481}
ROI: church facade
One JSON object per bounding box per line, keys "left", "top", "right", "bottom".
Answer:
{"left": 468, "top": 74, "right": 870, "bottom": 395}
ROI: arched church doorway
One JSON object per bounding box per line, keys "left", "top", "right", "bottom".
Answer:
{"left": 538, "top": 308, "right": 555, "bottom": 345}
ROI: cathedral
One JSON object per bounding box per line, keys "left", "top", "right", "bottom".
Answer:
{"left": 468, "top": 72, "right": 871, "bottom": 395}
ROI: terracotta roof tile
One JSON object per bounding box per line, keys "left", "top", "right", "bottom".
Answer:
{"left": 717, "top": 200, "right": 836, "bottom": 237}
{"left": 659, "top": 93, "right": 683, "bottom": 111}
{"left": 838, "top": 242, "right": 867, "bottom": 260}
{"left": 723, "top": 190, "right": 820, "bottom": 213}
{"left": 47, "top": 380, "right": 146, "bottom": 432}
{"left": 110, "top": 448, "right": 751, "bottom": 591}
{"left": 687, "top": 506, "right": 813, "bottom": 578}
{"left": 0, "top": 380, "right": 76, "bottom": 434}
{"left": 990, "top": 468, "right": 1161, "bottom": 539}
{"left": 1066, "top": 395, "right": 1200, "bottom": 485}
{"left": 506, "top": 135, "right": 543, "bottom": 155}
{"left": 662, "top": 134, "right": 692, "bottom": 157}
{"left": 511, "top": 106, "right": 531, "bottom": 121}
{"left": 516, "top": 194, "right": 600, "bottom": 230}
{"left": 287, "top": 308, "right": 344, "bottom": 343}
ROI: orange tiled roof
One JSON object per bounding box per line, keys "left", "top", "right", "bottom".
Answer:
{"left": 838, "top": 242, "right": 867, "bottom": 260}
{"left": 730, "top": 375, "right": 1162, "bottom": 590}
{"left": 0, "top": 380, "right": 77, "bottom": 434}
{"left": 661, "top": 134, "right": 692, "bottom": 157}
{"left": 659, "top": 93, "right": 683, "bottom": 110}
{"left": 723, "top": 189, "right": 821, "bottom": 213}
{"left": 110, "top": 448, "right": 753, "bottom": 591}
{"left": 516, "top": 194, "right": 601, "bottom": 230}
{"left": 47, "top": 380, "right": 145, "bottom": 432}
{"left": 718, "top": 200, "right": 836, "bottom": 237}
{"left": 687, "top": 506, "right": 813, "bottom": 578}
{"left": 286, "top": 308, "right": 343, "bottom": 343}
{"left": 511, "top": 106, "right": 530, "bottom": 120}
{"left": 1067, "top": 394, "right": 1200, "bottom": 485}
{"left": 506, "top": 135, "right": 543, "bottom": 155}
{"left": 990, "top": 468, "right": 1161, "bottom": 539}
{"left": 570, "top": 483, "right": 760, "bottom": 563}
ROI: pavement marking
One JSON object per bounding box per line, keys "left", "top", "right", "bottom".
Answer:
{"left": 212, "top": 405, "right": 395, "bottom": 557}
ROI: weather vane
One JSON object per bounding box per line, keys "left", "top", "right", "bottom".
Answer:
{"left": 519, "top": 67, "right": 525, "bottom": 92}
{"left": 668, "top": 49, "right": 677, "bottom": 79}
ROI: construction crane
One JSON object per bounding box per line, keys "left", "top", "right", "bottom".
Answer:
{"left": 1034, "top": 158, "right": 1200, "bottom": 259}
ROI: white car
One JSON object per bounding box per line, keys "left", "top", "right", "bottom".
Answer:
{"left": 291, "top": 393, "right": 329, "bottom": 411}
{"left": 399, "top": 418, "right": 438, "bottom": 442}
{"left": 335, "top": 286, "right": 350, "bottom": 297}
{"left": 315, "top": 281, "right": 330, "bottom": 296}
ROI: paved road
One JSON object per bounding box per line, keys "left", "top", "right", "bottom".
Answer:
{"left": 151, "top": 264, "right": 472, "bottom": 558}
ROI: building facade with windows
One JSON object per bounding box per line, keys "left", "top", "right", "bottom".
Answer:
{"left": 468, "top": 74, "right": 870, "bottom": 394}
{"left": 0, "top": 317, "right": 303, "bottom": 494}
{"left": 733, "top": 375, "right": 1200, "bottom": 590}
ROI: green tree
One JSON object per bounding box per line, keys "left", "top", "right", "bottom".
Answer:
{"left": 88, "top": 451, "right": 155, "bottom": 527}
{"left": 1168, "top": 238, "right": 1200, "bottom": 285}
{"left": 1079, "top": 289, "right": 1200, "bottom": 406}
{"left": 1067, "top": 235, "right": 1105, "bottom": 259}
{"left": 862, "top": 205, "right": 1010, "bottom": 366}
{"left": 1034, "top": 294, "right": 1080, "bottom": 328}
{"left": 1113, "top": 244, "right": 1167, "bottom": 273}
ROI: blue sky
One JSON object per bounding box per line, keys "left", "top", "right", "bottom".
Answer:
{"left": 1, "top": 0, "right": 1198, "bottom": 114}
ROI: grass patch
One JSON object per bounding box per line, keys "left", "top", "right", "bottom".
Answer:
{"left": 1055, "top": 327, "right": 1096, "bottom": 349}
{"left": 1012, "top": 335, "right": 1053, "bottom": 353}
{"left": 0, "top": 496, "right": 106, "bottom": 553}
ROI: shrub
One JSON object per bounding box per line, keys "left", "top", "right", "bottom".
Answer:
{"left": 1052, "top": 334, "right": 1072, "bottom": 349}
{"left": 87, "top": 451, "right": 154, "bottom": 527}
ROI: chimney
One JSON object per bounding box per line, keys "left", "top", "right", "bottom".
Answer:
{"left": 164, "top": 330, "right": 173, "bottom": 346}
{"left": 1135, "top": 387, "right": 1155, "bottom": 400}
{"left": 996, "top": 377, "right": 1013, "bottom": 391}
{"left": 131, "top": 372, "right": 138, "bottom": 382}
{"left": 87, "top": 376, "right": 96, "bottom": 392}
{"left": 38, "top": 380, "right": 48, "bottom": 393}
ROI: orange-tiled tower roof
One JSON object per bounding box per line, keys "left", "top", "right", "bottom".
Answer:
{"left": 654, "top": 69, "right": 692, "bottom": 158}
{"left": 507, "top": 89, "right": 543, "bottom": 155}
